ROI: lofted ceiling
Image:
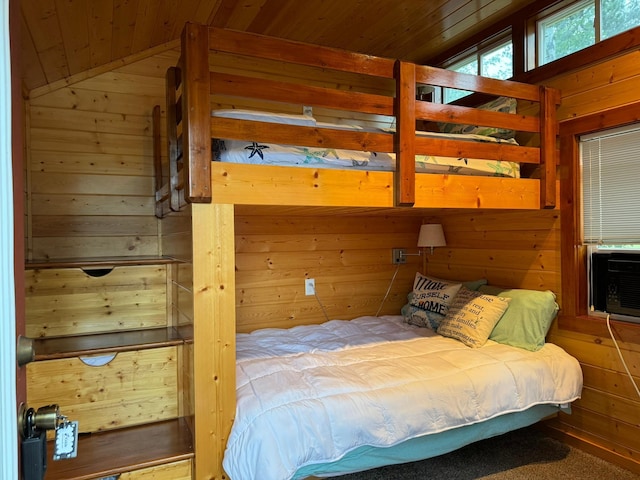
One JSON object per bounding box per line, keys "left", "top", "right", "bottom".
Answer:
{"left": 19, "top": 0, "right": 539, "bottom": 94}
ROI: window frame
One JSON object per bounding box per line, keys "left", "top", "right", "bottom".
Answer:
{"left": 536, "top": 0, "right": 596, "bottom": 67}
{"left": 559, "top": 100, "right": 640, "bottom": 336}
{"left": 442, "top": 33, "right": 513, "bottom": 103}
{"left": 528, "top": 0, "right": 640, "bottom": 69}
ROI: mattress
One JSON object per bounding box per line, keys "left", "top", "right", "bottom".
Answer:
{"left": 223, "top": 315, "right": 583, "bottom": 480}
{"left": 211, "top": 109, "right": 521, "bottom": 177}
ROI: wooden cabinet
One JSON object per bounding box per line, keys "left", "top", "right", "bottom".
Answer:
{"left": 24, "top": 257, "right": 193, "bottom": 479}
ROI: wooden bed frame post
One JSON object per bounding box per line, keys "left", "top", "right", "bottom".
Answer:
{"left": 192, "top": 203, "right": 237, "bottom": 479}
{"left": 539, "top": 85, "right": 560, "bottom": 209}
{"left": 182, "top": 23, "right": 212, "bottom": 203}
{"left": 394, "top": 60, "right": 416, "bottom": 207}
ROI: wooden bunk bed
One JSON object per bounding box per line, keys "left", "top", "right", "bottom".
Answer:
{"left": 155, "top": 23, "right": 559, "bottom": 216}
{"left": 153, "top": 23, "right": 567, "bottom": 479}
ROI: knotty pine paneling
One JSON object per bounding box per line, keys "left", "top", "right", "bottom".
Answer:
{"left": 173, "top": 204, "right": 562, "bottom": 334}
{"left": 424, "top": 209, "right": 561, "bottom": 291}
{"left": 234, "top": 213, "right": 425, "bottom": 332}
{"left": 547, "top": 48, "right": 640, "bottom": 474}
{"left": 27, "top": 61, "right": 171, "bottom": 260}
{"left": 25, "top": 265, "right": 168, "bottom": 338}
{"left": 30, "top": 236, "right": 160, "bottom": 260}
{"left": 27, "top": 347, "right": 178, "bottom": 434}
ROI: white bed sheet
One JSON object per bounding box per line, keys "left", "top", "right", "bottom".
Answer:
{"left": 223, "top": 315, "right": 583, "bottom": 480}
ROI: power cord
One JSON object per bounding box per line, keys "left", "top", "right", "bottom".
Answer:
{"left": 376, "top": 264, "right": 401, "bottom": 317}
{"left": 606, "top": 314, "right": 640, "bottom": 399}
{"left": 314, "top": 291, "right": 330, "bottom": 323}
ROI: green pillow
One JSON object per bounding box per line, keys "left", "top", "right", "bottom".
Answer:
{"left": 478, "top": 286, "right": 559, "bottom": 351}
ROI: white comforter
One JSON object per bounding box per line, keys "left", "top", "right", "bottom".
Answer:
{"left": 223, "top": 316, "right": 582, "bottom": 480}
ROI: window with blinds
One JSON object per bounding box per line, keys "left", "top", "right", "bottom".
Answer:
{"left": 581, "top": 123, "right": 640, "bottom": 247}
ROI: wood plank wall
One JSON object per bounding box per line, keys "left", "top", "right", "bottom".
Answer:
{"left": 425, "top": 209, "right": 560, "bottom": 294}
{"left": 234, "top": 209, "right": 425, "bottom": 333}
{"left": 541, "top": 49, "right": 640, "bottom": 474}
{"left": 25, "top": 51, "right": 178, "bottom": 260}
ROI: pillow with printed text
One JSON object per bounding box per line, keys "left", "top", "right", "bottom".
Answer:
{"left": 404, "top": 273, "right": 462, "bottom": 329}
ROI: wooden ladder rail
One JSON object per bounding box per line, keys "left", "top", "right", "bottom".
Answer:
{"left": 165, "top": 65, "right": 185, "bottom": 211}
{"left": 152, "top": 105, "right": 170, "bottom": 218}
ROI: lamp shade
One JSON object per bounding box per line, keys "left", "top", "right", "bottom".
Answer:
{"left": 417, "top": 224, "right": 446, "bottom": 249}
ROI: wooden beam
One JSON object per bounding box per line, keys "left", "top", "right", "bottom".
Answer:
{"left": 181, "top": 23, "right": 212, "bottom": 203}
{"left": 394, "top": 61, "right": 416, "bottom": 207}
{"left": 192, "top": 203, "right": 236, "bottom": 478}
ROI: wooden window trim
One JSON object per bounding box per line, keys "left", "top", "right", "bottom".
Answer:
{"left": 427, "top": 1, "right": 640, "bottom": 88}
{"left": 558, "top": 101, "right": 640, "bottom": 341}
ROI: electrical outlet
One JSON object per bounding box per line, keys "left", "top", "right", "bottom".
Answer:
{"left": 305, "top": 278, "right": 315, "bottom": 296}
{"left": 392, "top": 248, "right": 407, "bottom": 264}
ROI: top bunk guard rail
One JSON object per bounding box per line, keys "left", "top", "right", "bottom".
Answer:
{"left": 154, "top": 23, "right": 560, "bottom": 216}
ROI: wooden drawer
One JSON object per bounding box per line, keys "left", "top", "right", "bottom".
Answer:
{"left": 26, "top": 347, "right": 178, "bottom": 433}
{"left": 120, "top": 459, "right": 192, "bottom": 479}
{"left": 25, "top": 265, "right": 168, "bottom": 337}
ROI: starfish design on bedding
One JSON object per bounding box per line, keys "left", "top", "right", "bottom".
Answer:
{"left": 244, "top": 142, "right": 269, "bottom": 159}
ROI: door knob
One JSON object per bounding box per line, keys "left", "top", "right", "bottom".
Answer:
{"left": 19, "top": 403, "right": 61, "bottom": 439}
{"left": 17, "top": 335, "right": 35, "bottom": 366}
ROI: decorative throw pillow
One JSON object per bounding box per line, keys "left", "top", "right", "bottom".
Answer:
{"left": 437, "top": 287, "right": 511, "bottom": 348}
{"left": 479, "top": 286, "right": 559, "bottom": 351}
{"left": 410, "top": 273, "right": 462, "bottom": 315}
{"left": 401, "top": 276, "right": 487, "bottom": 330}
{"left": 401, "top": 294, "right": 448, "bottom": 330}
{"left": 438, "top": 96, "right": 517, "bottom": 140}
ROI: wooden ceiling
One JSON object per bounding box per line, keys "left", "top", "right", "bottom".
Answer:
{"left": 19, "top": 0, "right": 540, "bottom": 93}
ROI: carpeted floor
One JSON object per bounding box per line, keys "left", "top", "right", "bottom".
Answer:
{"left": 334, "top": 426, "right": 639, "bottom": 479}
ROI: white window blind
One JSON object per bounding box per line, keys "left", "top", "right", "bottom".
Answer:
{"left": 581, "top": 123, "right": 640, "bottom": 244}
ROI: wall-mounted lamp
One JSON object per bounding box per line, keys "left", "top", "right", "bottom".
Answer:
{"left": 392, "top": 224, "right": 446, "bottom": 264}
{"left": 417, "top": 223, "right": 446, "bottom": 255}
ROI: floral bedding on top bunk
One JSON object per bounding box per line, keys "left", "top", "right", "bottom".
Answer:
{"left": 210, "top": 109, "right": 521, "bottom": 178}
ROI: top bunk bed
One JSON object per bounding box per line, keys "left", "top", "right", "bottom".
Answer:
{"left": 154, "top": 23, "right": 560, "bottom": 217}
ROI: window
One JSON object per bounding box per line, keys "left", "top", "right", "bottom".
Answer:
{"left": 581, "top": 123, "right": 640, "bottom": 320}
{"left": 537, "top": 0, "right": 640, "bottom": 66}
{"left": 444, "top": 39, "right": 513, "bottom": 103}
{"left": 581, "top": 123, "right": 640, "bottom": 246}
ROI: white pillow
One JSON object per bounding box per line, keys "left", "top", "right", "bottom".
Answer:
{"left": 211, "top": 109, "right": 316, "bottom": 126}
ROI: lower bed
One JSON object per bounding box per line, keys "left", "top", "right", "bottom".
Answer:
{"left": 223, "top": 315, "right": 583, "bottom": 480}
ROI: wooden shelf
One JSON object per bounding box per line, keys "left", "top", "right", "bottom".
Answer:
{"left": 33, "top": 327, "right": 191, "bottom": 361}
{"left": 25, "top": 255, "right": 179, "bottom": 270}
{"left": 44, "top": 418, "right": 193, "bottom": 480}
